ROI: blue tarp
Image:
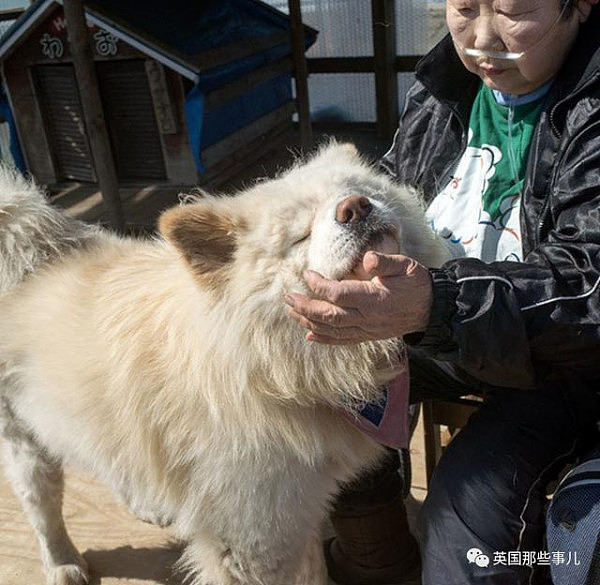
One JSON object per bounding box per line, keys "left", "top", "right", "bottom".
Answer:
{"left": 173, "top": 0, "right": 315, "bottom": 172}
{"left": 201, "top": 73, "right": 292, "bottom": 150}
{"left": 0, "top": 86, "right": 26, "bottom": 172}
{"left": 186, "top": 73, "right": 296, "bottom": 174}
{"left": 184, "top": 85, "right": 206, "bottom": 173}
{"left": 94, "top": 0, "right": 316, "bottom": 172}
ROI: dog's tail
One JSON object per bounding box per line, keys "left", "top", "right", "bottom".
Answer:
{"left": 0, "top": 164, "right": 97, "bottom": 295}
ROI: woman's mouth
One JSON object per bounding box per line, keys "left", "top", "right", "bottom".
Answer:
{"left": 479, "top": 64, "right": 507, "bottom": 77}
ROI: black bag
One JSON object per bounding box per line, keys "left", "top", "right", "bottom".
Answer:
{"left": 546, "top": 450, "right": 600, "bottom": 585}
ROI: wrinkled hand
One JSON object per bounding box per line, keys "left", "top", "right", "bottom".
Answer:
{"left": 284, "top": 252, "right": 433, "bottom": 345}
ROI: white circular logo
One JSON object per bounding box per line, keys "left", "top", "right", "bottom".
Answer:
{"left": 467, "top": 548, "right": 490, "bottom": 567}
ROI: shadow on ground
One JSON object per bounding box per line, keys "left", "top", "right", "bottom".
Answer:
{"left": 85, "top": 543, "right": 184, "bottom": 584}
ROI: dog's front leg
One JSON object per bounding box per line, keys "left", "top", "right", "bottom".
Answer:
{"left": 177, "top": 534, "right": 237, "bottom": 585}
{"left": 292, "top": 533, "right": 328, "bottom": 585}
{"left": 0, "top": 410, "right": 88, "bottom": 585}
{"left": 115, "top": 488, "right": 173, "bottom": 528}
{"left": 178, "top": 531, "right": 328, "bottom": 585}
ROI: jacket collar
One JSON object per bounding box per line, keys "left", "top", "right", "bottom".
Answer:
{"left": 415, "top": 34, "right": 480, "bottom": 126}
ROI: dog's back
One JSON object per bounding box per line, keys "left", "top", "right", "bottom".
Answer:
{"left": 0, "top": 164, "right": 97, "bottom": 296}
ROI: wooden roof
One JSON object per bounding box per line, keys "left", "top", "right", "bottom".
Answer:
{"left": 0, "top": 0, "right": 317, "bottom": 83}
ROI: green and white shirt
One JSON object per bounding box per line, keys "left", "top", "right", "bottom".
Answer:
{"left": 426, "top": 82, "right": 550, "bottom": 262}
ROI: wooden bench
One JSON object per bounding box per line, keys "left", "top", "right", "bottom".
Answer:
{"left": 421, "top": 396, "right": 483, "bottom": 487}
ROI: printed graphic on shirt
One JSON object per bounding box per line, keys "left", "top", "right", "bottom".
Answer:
{"left": 427, "top": 130, "right": 522, "bottom": 263}
{"left": 426, "top": 84, "right": 544, "bottom": 263}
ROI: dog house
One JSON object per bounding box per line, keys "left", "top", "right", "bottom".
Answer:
{"left": 0, "top": 0, "right": 316, "bottom": 186}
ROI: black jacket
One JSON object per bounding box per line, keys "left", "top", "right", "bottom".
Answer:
{"left": 380, "top": 11, "right": 600, "bottom": 390}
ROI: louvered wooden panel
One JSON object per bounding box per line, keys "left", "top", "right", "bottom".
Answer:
{"left": 33, "top": 65, "right": 96, "bottom": 182}
{"left": 97, "top": 60, "right": 166, "bottom": 181}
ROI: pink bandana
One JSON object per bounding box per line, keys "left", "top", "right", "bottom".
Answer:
{"left": 339, "top": 369, "right": 410, "bottom": 450}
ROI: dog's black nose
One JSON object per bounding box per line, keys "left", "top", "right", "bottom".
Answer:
{"left": 336, "top": 195, "right": 373, "bottom": 224}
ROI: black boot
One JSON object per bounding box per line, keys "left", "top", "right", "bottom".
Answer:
{"left": 326, "top": 450, "right": 421, "bottom": 585}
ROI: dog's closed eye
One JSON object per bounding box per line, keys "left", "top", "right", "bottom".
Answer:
{"left": 292, "top": 232, "right": 311, "bottom": 246}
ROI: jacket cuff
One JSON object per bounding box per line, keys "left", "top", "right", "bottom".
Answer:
{"left": 405, "top": 269, "right": 459, "bottom": 355}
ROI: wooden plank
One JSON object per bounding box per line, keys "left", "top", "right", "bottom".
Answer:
{"left": 201, "top": 101, "right": 295, "bottom": 170}
{"left": 156, "top": 70, "right": 199, "bottom": 185}
{"left": 0, "top": 8, "right": 26, "bottom": 21}
{"left": 430, "top": 401, "right": 479, "bottom": 429}
{"left": 308, "top": 56, "right": 422, "bottom": 75}
{"left": 371, "top": 0, "right": 398, "bottom": 138}
{"left": 0, "top": 470, "right": 342, "bottom": 585}
{"left": 145, "top": 60, "right": 178, "bottom": 134}
{"left": 0, "top": 472, "right": 183, "bottom": 585}
{"left": 251, "top": 0, "right": 318, "bottom": 38}
{"left": 308, "top": 57, "right": 374, "bottom": 74}
{"left": 200, "top": 123, "right": 292, "bottom": 189}
{"left": 421, "top": 400, "right": 442, "bottom": 487}
{"left": 63, "top": 0, "right": 125, "bottom": 231}
{"left": 204, "top": 58, "right": 294, "bottom": 111}
{"left": 288, "top": 0, "right": 312, "bottom": 149}
{"left": 190, "top": 32, "right": 290, "bottom": 71}
{"left": 422, "top": 398, "right": 481, "bottom": 486}
{"left": 395, "top": 55, "right": 421, "bottom": 72}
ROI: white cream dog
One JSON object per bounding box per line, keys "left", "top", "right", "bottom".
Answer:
{"left": 0, "top": 144, "right": 446, "bottom": 585}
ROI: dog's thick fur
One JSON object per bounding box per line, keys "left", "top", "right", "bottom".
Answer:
{"left": 0, "top": 144, "right": 447, "bottom": 585}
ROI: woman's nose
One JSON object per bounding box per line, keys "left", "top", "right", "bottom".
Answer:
{"left": 472, "top": 14, "right": 504, "bottom": 51}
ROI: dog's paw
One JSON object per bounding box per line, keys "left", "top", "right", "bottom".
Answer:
{"left": 137, "top": 510, "right": 173, "bottom": 528}
{"left": 122, "top": 497, "right": 173, "bottom": 528}
{"left": 47, "top": 561, "right": 89, "bottom": 585}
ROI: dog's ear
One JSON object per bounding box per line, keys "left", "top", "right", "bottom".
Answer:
{"left": 158, "top": 203, "right": 239, "bottom": 290}
{"left": 338, "top": 142, "right": 359, "bottom": 158}
{"left": 312, "top": 142, "right": 360, "bottom": 166}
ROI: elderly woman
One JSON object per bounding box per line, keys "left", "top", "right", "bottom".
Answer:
{"left": 286, "top": 1, "right": 600, "bottom": 584}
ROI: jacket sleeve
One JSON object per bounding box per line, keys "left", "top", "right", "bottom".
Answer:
{"left": 414, "top": 117, "right": 600, "bottom": 389}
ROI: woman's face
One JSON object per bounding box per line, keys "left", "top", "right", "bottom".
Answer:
{"left": 446, "top": 0, "right": 587, "bottom": 94}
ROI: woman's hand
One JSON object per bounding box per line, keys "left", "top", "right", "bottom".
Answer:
{"left": 285, "top": 252, "right": 433, "bottom": 345}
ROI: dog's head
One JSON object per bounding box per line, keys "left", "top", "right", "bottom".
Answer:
{"left": 158, "top": 142, "right": 443, "bottom": 406}
{"left": 159, "top": 142, "right": 443, "bottom": 295}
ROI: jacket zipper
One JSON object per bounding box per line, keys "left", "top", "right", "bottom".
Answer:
{"left": 537, "top": 103, "right": 565, "bottom": 246}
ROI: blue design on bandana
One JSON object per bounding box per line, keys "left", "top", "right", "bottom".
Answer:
{"left": 358, "top": 388, "right": 388, "bottom": 427}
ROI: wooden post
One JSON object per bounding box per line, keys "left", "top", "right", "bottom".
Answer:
{"left": 421, "top": 400, "right": 442, "bottom": 488}
{"left": 63, "top": 0, "right": 125, "bottom": 231}
{"left": 372, "top": 0, "right": 399, "bottom": 139}
{"left": 288, "top": 0, "right": 312, "bottom": 149}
